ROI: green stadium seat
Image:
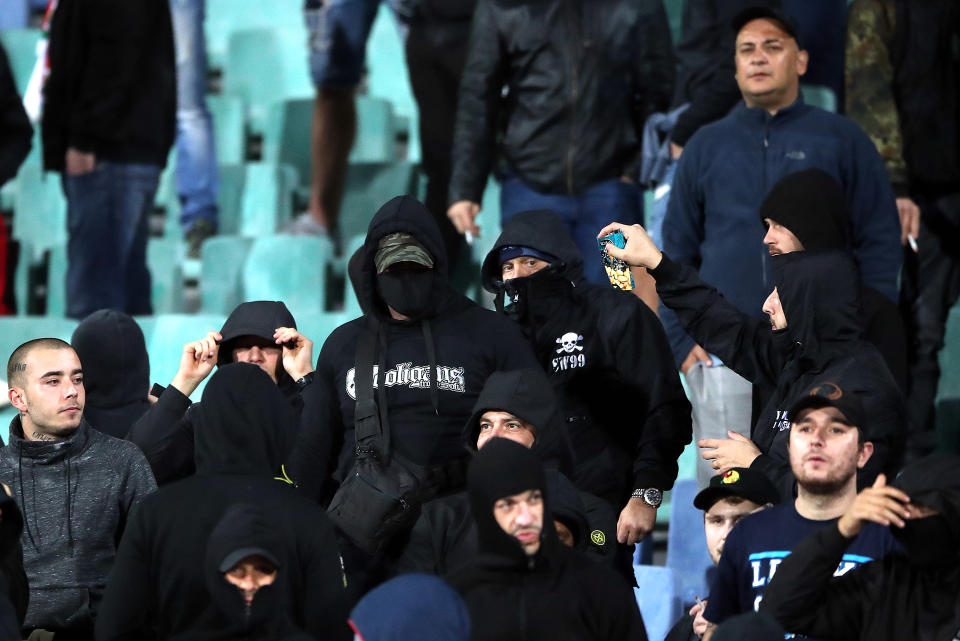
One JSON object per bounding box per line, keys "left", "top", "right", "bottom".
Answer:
{"left": 239, "top": 162, "right": 298, "bottom": 235}
{"left": 664, "top": 0, "right": 684, "bottom": 46}
{"left": 200, "top": 236, "right": 254, "bottom": 314}
{"left": 146, "top": 239, "right": 186, "bottom": 314}
{"left": 801, "top": 84, "right": 838, "bottom": 112}
{"left": 242, "top": 235, "right": 332, "bottom": 318}
{"left": 0, "top": 28, "right": 41, "bottom": 94}
{"left": 45, "top": 243, "right": 67, "bottom": 317}
{"left": 338, "top": 162, "right": 420, "bottom": 241}
{"left": 205, "top": 0, "right": 305, "bottom": 69}
{"left": 13, "top": 166, "right": 66, "bottom": 261}
{"left": 213, "top": 164, "right": 247, "bottom": 235}
{"left": 297, "top": 312, "right": 355, "bottom": 348}
{"left": 135, "top": 314, "right": 227, "bottom": 397}
{"left": 208, "top": 95, "right": 246, "bottom": 165}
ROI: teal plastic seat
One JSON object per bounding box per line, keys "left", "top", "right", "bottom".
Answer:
{"left": 0, "top": 28, "right": 41, "bottom": 94}
{"left": 297, "top": 312, "right": 354, "bottom": 347}
{"left": 13, "top": 166, "right": 66, "bottom": 261}
{"left": 209, "top": 95, "right": 246, "bottom": 165}
{"left": 239, "top": 162, "right": 298, "bottom": 235}
{"left": 205, "top": 0, "right": 305, "bottom": 69}
{"left": 801, "top": 84, "right": 838, "bottom": 112}
{"left": 146, "top": 239, "right": 186, "bottom": 314}
{"left": 135, "top": 314, "right": 227, "bottom": 397}
{"left": 338, "top": 162, "right": 420, "bottom": 241}
{"left": 213, "top": 164, "right": 247, "bottom": 235}
{"left": 242, "top": 235, "right": 332, "bottom": 318}
{"left": 200, "top": 236, "right": 254, "bottom": 315}
{"left": 45, "top": 243, "right": 67, "bottom": 317}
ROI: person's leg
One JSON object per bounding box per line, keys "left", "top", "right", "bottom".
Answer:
{"left": 169, "top": 0, "right": 218, "bottom": 248}
{"left": 301, "top": 0, "right": 381, "bottom": 238}
{"left": 113, "top": 163, "right": 161, "bottom": 316}
{"left": 500, "top": 175, "right": 578, "bottom": 234}
{"left": 572, "top": 178, "right": 642, "bottom": 286}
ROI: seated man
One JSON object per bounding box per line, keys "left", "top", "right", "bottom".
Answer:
{"left": 665, "top": 467, "right": 779, "bottom": 641}
{"left": 393, "top": 368, "right": 618, "bottom": 578}
{"left": 699, "top": 383, "right": 900, "bottom": 639}
{"left": 450, "top": 438, "right": 647, "bottom": 641}
{"left": 1, "top": 339, "right": 157, "bottom": 639}
{"left": 598, "top": 221, "right": 904, "bottom": 500}
{"left": 760, "top": 453, "right": 960, "bottom": 641}
{"left": 127, "top": 300, "right": 315, "bottom": 483}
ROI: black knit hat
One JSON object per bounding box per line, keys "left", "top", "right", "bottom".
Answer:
{"left": 759, "top": 169, "right": 850, "bottom": 251}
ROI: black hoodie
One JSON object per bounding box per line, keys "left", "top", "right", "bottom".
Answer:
{"left": 651, "top": 250, "right": 905, "bottom": 500}
{"left": 760, "top": 454, "right": 960, "bottom": 641}
{"left": 71, "top": 310, "right": 151, "bottom": 439}
{"left": 126, "top": 301, "right": 301, "bottom": 484}
{"left": 287, "top": 196, "right": 537, "bottom": 501}
{"left": 96, "top": 364, "right": 350, "bottom": 641}
{"left": 0, "top": 493, "right": 28, "bottom": 632}
{"left": 449, "top": 439, "right": 647, "bottom": 641}
{"left": 481, "top": 210, "right": 692, "bottom": 506}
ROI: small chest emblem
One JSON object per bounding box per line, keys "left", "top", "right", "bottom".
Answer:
{"left": 555, "top": 332, "right": 584, "bottom": 354}
{"left": 590, "top": 530, "right": 606, "bottom": 547}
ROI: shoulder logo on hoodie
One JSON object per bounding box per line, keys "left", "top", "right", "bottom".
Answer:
{"left": 345, "top": 363, "right": 466, "bottom": 400}
{"left": 551, "top": 332, "right": 586, "bottom": 372}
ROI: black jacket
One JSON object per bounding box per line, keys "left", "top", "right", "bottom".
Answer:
{"left": 41, "top": 0, "right": 175, "bottom": 170}
{"left": 96, "top": 364, "right": 350, "bottom": 641}
{"left": 0, "top": 43, "right": 31, "bottom": 188}
{"left": 481, "top": 210, "right": 692, "bottom": 506}
{"left": 760, "top": 454, "right": 960, "bottom": 641}
{"left": 0, "top": 494, "right": 28, "bottom": 632}
{"left": 449, "top": 439, "right": 646, "bottom": 641}
{"left": 449, "top": 0, "right": 674, "bottom": 202}
{"left": 651, "top": 250, "right": 905, "bottom": 500}
{"left": 72, "top": 310, "right": 151, "bottom": 440}
{"left": 126, "top": 301, "right": 302, "bottom": 484}
{"left": 287, "top": 196, "right": 537, "bottom": 501}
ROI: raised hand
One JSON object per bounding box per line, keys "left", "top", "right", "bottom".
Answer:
{"left": 274, "top": 327, "right": 315, "bottom": 381}
{"left": 170, "top": 331, "right": 221, "bottom": 397}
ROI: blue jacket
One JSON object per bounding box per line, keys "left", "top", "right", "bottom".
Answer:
{"left": 661, "top": 96, "right": 900, "bottom": 363}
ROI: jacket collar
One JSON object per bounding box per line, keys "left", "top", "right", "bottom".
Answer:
{"left": 7, "top": 415, "right": 90, "bottom": 463}
{"left": 733, "top": 93, "right": 808, "bottom": 126}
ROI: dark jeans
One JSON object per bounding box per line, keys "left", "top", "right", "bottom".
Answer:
{"left": 501, "top": 176, "right": 642, "bottom": 285}
{"left": 62, "top": 161, "right": 160, "bottom": 319}
{"left": 901, "top": 192, "right": 960, "bottom": 454}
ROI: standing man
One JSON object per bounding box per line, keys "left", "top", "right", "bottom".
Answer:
{"left": 2, "top": 338, "right": 156, "bottom": 638}
{"left": 660, "top": 6, "right": 900, "bottom": 486}
{"left": 447, "top": 0, "right": 674, "bottom": 285}
{"left": 41, "top": 0, "right": 176, "bottom": 319}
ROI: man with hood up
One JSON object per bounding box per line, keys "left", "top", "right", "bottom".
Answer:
{"left": 127, "top": 300, "right": 316, "bottom": 484}
{"left": 287, "top": 196, "right": 537, "bottom": 553}
{"left": 449, "top": 438, "right": 647, "bottom": 641}
{"left": 71, "top": 309, "right": 152, "bottom": 439}
{"left": 96, "top": 364, "right": 350, "bottom": 641}
{"left": 760, "top": 453, "right": 960, "bottom": 641}
{"left": 598, "top": 221, "right": 904, "bottom": 501}
{"left": 392, "top": 368, "right": 619, "bottom": 579}
{"left": 481, "top": 209, "right": 692, "bottom": 548}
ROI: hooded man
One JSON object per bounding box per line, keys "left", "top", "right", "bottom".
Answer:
{"left": 392, "top": 368, "right": 619, "bottom": 579}
{"left": 598, "top": 221, "right": 905, "bottom": 501}
{"left": 96, "top": 364, "right": 350, "bottom": 641}
{"left": 0, "top": 338, "right": 157, "bottom": 639}
{"left": 449, "top": 438, "right": 647, "bottom": 641}
{"left": 760, "top": 453, "right": 960, "bottom": 641}
{"left": 287, "top": 196, "right": 537, "bottom": 559}
{"left": 71, "top": 309, "right": 152, "bottom": 439}
{"left": 127, "top": 300, "right": 315, "bottom": 484}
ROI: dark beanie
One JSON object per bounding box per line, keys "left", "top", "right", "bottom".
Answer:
{"left": 759, "top": 169, "right": 850, "bottom": 251}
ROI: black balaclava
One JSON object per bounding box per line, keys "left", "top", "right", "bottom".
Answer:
{"left": 376, "top": 269, "right": 435, "bottom": 319}
{"left": 467, "top": 438, "right": 557, "bottom": 569}
{"left": 891, "top": 454, "right": 960, "bottom": 567}
{"left": 759, "top": 169, "right": 851, "bottom": 251}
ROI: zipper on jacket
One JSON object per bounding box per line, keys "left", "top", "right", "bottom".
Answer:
{"left": 565, "top": 0, "right": 580, "bottom": 194}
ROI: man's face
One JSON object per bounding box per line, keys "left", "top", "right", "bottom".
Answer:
{"left": 703, "top": 497, "right": 765, "bottom": 564}
{"left": 9, "top": 347, "right": 85, "bottom": 438}
{"left": 762, "top": 287, "right": 787, "bottom": 330}
{"left": 493, "top": 488, "right": 544, "bottom": 556}
{"left": 223, "top": 554, "right": 278, "bottom": 606}
{"left": 763, "top": 218, "right": 804, "bottom": 256}
{"left": 501, "top": 257, "right": 550, "bottom": 282}
{"left": 734, "top": 19, "right": 808, "bottom": 111}
{"left": 789, "top": 407, "right": 873, "bottom": 494}
{"left": 477, "top": 411, "right": 536, "bottom": 450}
{"left": 231, "top": 336, "right": 282, "bottom": 383}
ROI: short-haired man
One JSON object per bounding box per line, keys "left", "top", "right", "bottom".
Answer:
{"left": 450, "top": 438, "right": 647, "bottom": 641}
{"left": 666, "top": 467, "right": 780, "bottom": 641}
{"left": 699, "top": 384, "right": 900, "bottom": 640}
{"left": 1, "top": 338, "right": 156, "bottom": 638}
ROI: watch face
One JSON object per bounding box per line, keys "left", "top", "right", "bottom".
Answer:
{"left": 644, "top": 488, "right": 662, "bottom": 506}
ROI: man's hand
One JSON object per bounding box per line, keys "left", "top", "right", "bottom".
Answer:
{"left": 170, "top": 331, "right": 221, "bottom": 398}
{"left": 896, "top": 197, "right": 920, "bottom": 247}
{"left": 670, "top": 142, "right": 683, "bottom": 159}
{"left": 447, "top": 200, "right": 481, "bottom": 237}
{"left": 617, "top": 497, "right": 656, "bottom": 545}
{"left": 680, "top": 344, "right": 713, "bottom": 375}
{"left": 274, "top": 327, "right": 314, "bottom": 381}
{"left": 596, "top": 222, "right": 663, "bottom": 269}
{"left": 65, "top": 148, "right": 96, "bottom": 176}
{"left": 837, "top": 474, "right": 912, "bottom": 538}
{"left": 690, "top": 600, "right": 709, "bottom": 638}
{"left": 699, "top": 431, "right": 761, "bottom": 474}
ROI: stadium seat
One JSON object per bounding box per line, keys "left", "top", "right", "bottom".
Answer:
{"left": 205, "top": 0, "right": 304, "bottom": 69}
{"left": 238, "top": 162, "right": 298, "bottom": 236}
{"left": 213, "top": 164, "right": 247, "bottom": 236}
{"left": 135, "top": 314, "right": 227, "bottom": 397}
{"left": 147, "top": 238, "right": 186, "bottom": 314}
{"left": 633, "top": 565, "right": 682, "bottom": 641}
{"left": 297, "top": 312, "right": 355, "bottom": 347}
{"left": 665, "top": 479, "right": 715, "bottom": 609}
{"left": 13, "top": 166, "right": 67, "bottom": 261}
{"left": 45, "top": 244, "right": 67, "bottom": 317}
{"left": 801, "top": 84, "right": 838, "bottom": 112}
{"left": 208, "top": 95, "right": 246, "bottom": 165}
{"left": 338, "top": 162, "right": 420, "bottom": 241}
{"left": 200, "top": 236, "right": 254, "bottom": 315}
{"left": 663, "top": 0, "right": 684, "bottom": 46}
{"left": 241, "top": 235, "right": 333, "bottom": 319}
{"left": 0, "top": 28, "right": 41, "bottom": 94}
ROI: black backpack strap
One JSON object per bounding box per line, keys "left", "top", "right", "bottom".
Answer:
{"left": 353, "top": 317, "right": 386, "bottom": 459}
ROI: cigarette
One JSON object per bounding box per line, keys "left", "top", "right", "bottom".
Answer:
{"left": 907, "top": 235, "right": 918, "bottom": 253}
{"left": 465, "top": 230, "right": 474, "bottom": 246}
{"left": 695, "top": 594, "right": 704, "bottom": 609}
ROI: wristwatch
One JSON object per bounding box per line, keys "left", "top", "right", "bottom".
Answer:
{"left": 296, "top": 371, "right": 316, "bottom": 390}
{"left": 631, "top": 488, "right": 663, "bottom": 508}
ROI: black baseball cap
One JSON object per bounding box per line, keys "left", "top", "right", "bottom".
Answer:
{"left": 787, "top": 382, "right": 866, "bottom": 431}
{"left": 731, "top": 6, "right": 802, "bottom": 47}
{"left": 694, "top": 467, "right": 780, "bottom": 511}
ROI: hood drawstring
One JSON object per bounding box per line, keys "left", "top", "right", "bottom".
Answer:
{"left": 375, "top": 323, "right": 392, "bottom": 458}
{"left": 421, "top": 319, "right": 440, "bottom": 415}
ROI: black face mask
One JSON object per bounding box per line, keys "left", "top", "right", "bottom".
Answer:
{"left": 891, "top": 515, "right": 958, "bottom": 567}
{"left": 376, "top": 270, "right": 434, "bottom": 319}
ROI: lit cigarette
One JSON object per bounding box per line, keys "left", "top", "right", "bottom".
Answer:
{"left": 465, "top": 231, "right": 474, "bottom": 246}
{"left": 907, "top": 235, "right": 918, "bottom": 253}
